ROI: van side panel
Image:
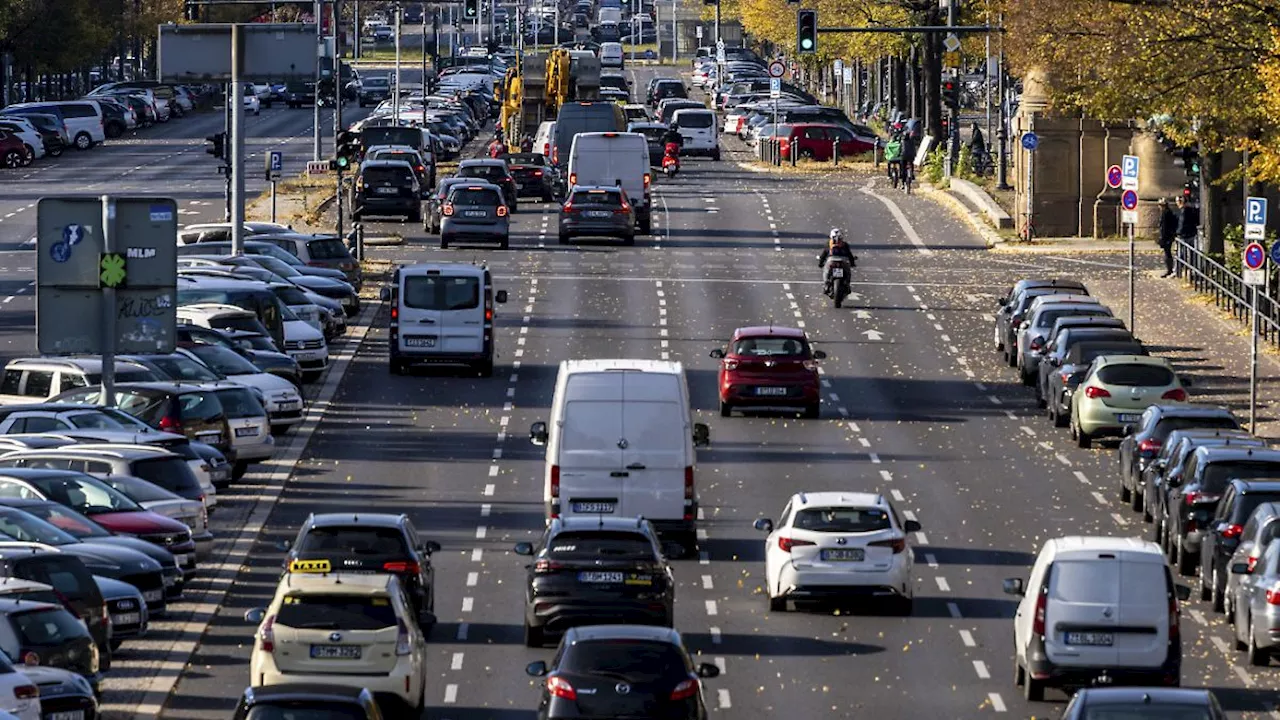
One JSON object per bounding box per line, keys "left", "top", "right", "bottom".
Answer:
{"left": 1045, "top": 559, "right": 1121, "bottom": 667}
{"left": 620, "top": 372, "right": 687, "bottom": 522}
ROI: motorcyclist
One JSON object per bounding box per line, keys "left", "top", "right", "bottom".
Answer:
{"left": 661, "top": 125, "right": 683, "bottom": 155}
{"left": 817, "top": 228, "right": 856, "bottom": 293}
{"left": 487, "top": 131, "right": 508, "bottom": 158}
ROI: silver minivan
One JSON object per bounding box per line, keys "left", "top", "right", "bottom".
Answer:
{"left": 1, "top": 100, "right": 105, "bottom": 149}
{"left": 381, "top": 263, "right": 507, "bottom": 377}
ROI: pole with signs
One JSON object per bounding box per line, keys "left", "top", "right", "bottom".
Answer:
{"left": 1021, "top": 130, "right": 1037, "bottom": 242}
{"left": 1120, "top": 154, "right": 1140, "bottom": 333}
{"left": 1244, "top": 237, "right": 1267, "bottom": 432}
{"left": 393, "top": 6, "right": 402, "bottom": 124}
{"left": 266, "top": 151, "right": 283, "bottom": 223}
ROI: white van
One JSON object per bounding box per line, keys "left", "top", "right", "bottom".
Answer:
{"left": 671, "top": 108, "right": 720, "bottom": 160}
{"left": 529, "top": 360, "right": 710, "bottom": 555}
{"left": 533, "top": 120, "right": 556, "bottom": 158}
{"left": 599, "top": 42, "right": 625, "bottom": 69}
{"left": 380, "top": 263, "right": 508, "bottom": 377}
{"left": 1004, "top": 536, "right": 1184, "bottom": 701}
{"left": 567, "top": 132, "right": 652, "bottom": 233}
{"left": 2, "top": 100, "right": 105, "bottom": 149}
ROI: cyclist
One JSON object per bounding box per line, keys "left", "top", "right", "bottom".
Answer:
{"left": 884, "top": 132, "right": 904, "bottom": 188}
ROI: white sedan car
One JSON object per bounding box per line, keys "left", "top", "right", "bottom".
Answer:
{"left": 243, "top": 87, "right": 261, "bottom": 115}
{"left": 755, "top": 491, "right": 919, "bottom": 614}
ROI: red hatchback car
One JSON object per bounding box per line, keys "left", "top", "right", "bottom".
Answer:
{"left": 779, "top": 123, "right": 876, "bottom": 162}
{"left": 710, "top": 326, "right": 826, "bottom": 418}
{"left": 0, "top": 129, "right": 29, "bottom": 169}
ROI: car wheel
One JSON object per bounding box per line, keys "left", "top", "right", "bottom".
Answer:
{"left": 302, "top": 371, "right": 322, "bottom": 383}
{"left": 1175, "top": 538, "right": 1196, "bottom": 576}
{"left": 523, "top": 622, "right": 544, "bottom": 648}
{"left": 1199, "top": 566, "right": 1212, "bottom": 602}
{"left": 719, "top": 400, "right": 732, "bottom": 417}
{"left": 110, "top": 638, "right": 123, "bottom": 651}
{"left": 48, "top": 145, "right": 63, "bottom": 157}
{"left": 638, "top": 214, "right": 652, "bottom": 234}
{"left": 1052, "top": 401, "right": 1068, "bottom": 428}
{"left": 1247, "top": 617, "right": 1269, "bottom": 666}
{"left": 1120, "top": 482, "right": 1131, "bottom": 503}
{"left": 232, "top": 460, "right": 249, "bottom": 481}
{"left": 799, "top": 148, "right": 815, "bottom": 160}
{"left": 1, "top": 150, "right": 22, "bottom": 168}
{"left": 499, "top": 235, "right": 510, "bottom": 250}
{"left": 476, "top": 359, "right": 494, "bottom": 378}
{"left": 1236, "top": 610, "right": 1249, "bottom": 649}
{"left": 440, "top": 234, "right": 450, "bottom": 249}
{"left": 1130, "top": 486, "right": 1143, "bottom": 512}
{"left": 803, "top": 402, "right": 820, "bottom": 419}
{"left": 20, "top": 146, "right": 34, "bottom": 166}
{"left": 768, "top": 593, "right": 786, "bottom": 612}
{"left": 1023, "top": 673, "right": 1044, "bottom": 702}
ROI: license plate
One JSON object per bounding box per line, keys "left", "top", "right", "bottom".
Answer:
{"left": 1117, "top": 413, "right": 1141, "bottom": 423}
{"left": 175, "top": 554, "right": 192, "bottom": 566}
{"left": 293, "top": 351, "right": 322, "bottom": 361}
{"left": 756, "top": 386, "right": 788, "bottom": 396}
{"left": 586, "top": 210, "right": 611, "bottom": 217}
{"left": 515, "top": 183, "right": 526, "bottom": 189}
{"left": 376, "top": 186, "right": 398, "bottom": 195}
{"left": 404, "top": 336, "right": 436, "bottom": 348}
{"left": 464, "top": 210, "right": 487, "bottom": 217}
{"left": 235, "top": 426, "right": 258, "bottom": 438}
{"left": 578, "top": 571, "right": 624, "bottom": 583}
{"left": 50, "top": 712, "right": 85, "bottom": 720}
{"left": 278, "top": 401, "right": 299, "bottom": 410}
{"left": 821, "top": 548, "right": 865, "bottom": 562}
{"left": 571, "top": 501, "right": 615, "bottom": 513}
{"left": 832, "top": 268, "right": 845, "bottom": 277}
{"left": 311, "top": 644, "right": 362, "bottom": 659}
{"left": 143, "top": 589, "right": 163, "bottom": 602}
{"left": 163, "top": 575, "right": 176, "bottom": 587}
{"left": 1066, "top": 632, "right": 1114, "bottom": 646}
{"left": 112, "top": 612, "right": 141, "bottom": 626}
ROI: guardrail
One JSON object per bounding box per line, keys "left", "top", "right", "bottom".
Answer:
{"left": 1175, "top": 237, "right": 1280, "bottom": 346}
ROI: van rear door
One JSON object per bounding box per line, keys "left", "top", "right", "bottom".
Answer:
{"left": 1116, "top": 560, "right": 1171, "bottom": 668}
{"left": 398, "top": 272, "right": 484, "bottom": 355}
{"left": 1045, "top": 559, "right": 1121, "bottom": 667}
{"left": 619, "top": 371, "right": 687, "bottom": 523}
{"left": 559, "top": 373, "right": 625, "bottom": 519}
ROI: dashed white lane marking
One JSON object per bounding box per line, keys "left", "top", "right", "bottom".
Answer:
{"left": 935, "top": 577, "right": 951, "bottom": 592}
{"left": 989, "top": 693, "right": 1006, "bottom": 712}
{"left": 475, "top": 526, "right": 487, "bottom": 539}
{"left": 450, "top": 652, "right": 464, "bottom": 670}
{"left": 1019, "top": 426, "right": 1036, "bottom": 437}
{"left": 456, "top": 622, "right": 469, "bottom": 640}
{"left": 465, "top": 572, "right": 478, "bottom": 587}
{"left": 1090, "top": 491, "right": 1108, "bottom": 506}
{"left": 959, "top": 629, "right": 975, "bottom": 647}
{"left": 915, "top": 531, "right": 929, "bottom": 545}
{"left": 890, "top": 489, "right": 905, "bottom": 502}
{"left": 710, "top": 626, "right": 722, "bottom": 644}
{"left": 1111, "top": 512, "right": 1129, "bottom": 527}
{"left": 705, "top": 600, "right": 718, "bottom": 616}
{"left": 1188, "top": 609, "right": 1207, "bottom": 626}
{"left": 925, "top": 553, "right": 938, "bottom": 568}
{"left": 701, "top": 575, "right": 714, "bottom": 590}
{"left": 988, "top": 395, "right": 1003, "bottom": 405}
{"left": 1055, "top": 453, "right": 1072, "bottom": 466}
{"left": 443, "top": 684, "right": 458, "bottom": 703}
{"left": 879, "top": 470, "right": 893, "bottom": 482}
{"left": 1074, "top": 471, "right": 1092, "bottom": 485}
{"left": 461, "top": 597, "right": 473, "bottom": 612}
{"left": 470, "top": 548, "right": 482, "bottom": 562}
{"left": 973, "top": 660, "right": 990, "bottom": 679}
{"left": 718, "top": 689, "right": 732, "bottom": 709}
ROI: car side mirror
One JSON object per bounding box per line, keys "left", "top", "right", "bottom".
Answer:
{"left": 1002, "top": 578, "right": 1024, "bottom": 597}
{"left": 812, "top": 350, "right": 827, "bottom": 360}
{"left": 1154, "top": 459, "right": 1168, "bottom": 470}
{"left": 753, "top": 517, "right": 773, "bottom": 533}
{"left": 903, "top": 520, "right": 922, "bottom": 533}
{"left": 709, "top": 348, "right": 725, "bottom": 359}
{"left": 1231, "top": 562, "right": 1251, "bottom": 575}
{"left": 495, "top": 290, "right": 508, "bottom": 304}
{"left": 692, "top": 423, "right": 710, "bottom": 447}
{"left": 696, "top": 662, "right": 720, "bottom": 679}
{"left": 244, "top": 607, "right": 266, "bottom": 623}
{"left": 379, "top": 287, "right": 391, "bottom": 302}
{"left": 421, "top": 540, "right": 441, "bottom": 555}
{"left": 527, "top": 419, "right": 551, "bottom": 445}
{"left": 995, "top": 297, "right": 1005, "bottom": 306}
{"left": 525, "top": 661, "right": 548, "bottom": 677}
{"left": 514, "top": 542, "right": 534, "bottom": 556}
{"left": 1175, "top": 584, "right": 1192, "bottom": 601}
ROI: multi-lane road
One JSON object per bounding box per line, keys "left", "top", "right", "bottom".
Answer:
{"left": 7, "top": 64, "right": 1277, "bottom": 718}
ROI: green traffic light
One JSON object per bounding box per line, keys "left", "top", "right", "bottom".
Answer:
{"left": 801, "top": 39, "right": 813, "bottom": 49}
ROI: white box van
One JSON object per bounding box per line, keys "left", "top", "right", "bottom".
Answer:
{"left": 529, "top": 360, "right": 710, "bottom": 555}
{"left": 380, "top": 263, "right": 508, "bottom": 377}
{"left": 599, "top": 42, "right": 625, "bottom": 68}
{"left": 567, "top": 132, "right": 652, "bottom": 234}
{"left": 533, "top": 120, "right": 556, "bottom": 158}
{"left": 671, "top": 108, "right": 720, "bottom": 160}
{"left": 1004, "top": 536, "right": 1185, "bottom": 701}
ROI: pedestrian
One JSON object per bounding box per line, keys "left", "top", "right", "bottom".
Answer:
{"left": 968, "top": 121, "right": 987, "bottom": 174}
{"left": 1157, "top": 197, "right": 1177, "bottom": 277}
{"left": 1175, "top": 194, "right": 1200, "bottom": 250}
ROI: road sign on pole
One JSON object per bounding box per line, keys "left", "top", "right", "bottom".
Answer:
{"left": 266, "top": 151, "right": 283, "bottom": 182}
{"left": 696, "top": 26, "right": 702, "bottom": 39}
{"left": 1121, "top": 154, "right": 1140, "bottom": 191}
{"left": 769, "top": 77, "right": 780, "bottom": 99}
{"left": 768, "top": 60, "right": 785, "bottom": 78}
{"left": 1106, "top": 164, "right": 1122, "bottom": 189}
{"left": 1246, "top": 196, "right": 1268, "bottom": 241}
{"left": 1020, "top": 132, "right": 1038, "bottom": 151}
{"left": 1244, "top": 242, "right": 1266, "bottom": 271}
{"left": 1120, "top": 189, "right": 1139, "bottom": 225}
{"left": 942, "top": 32, "right": 961, "bottom": 53}
{"left": 842, "top": 67, "right": 852, "bottom": 85}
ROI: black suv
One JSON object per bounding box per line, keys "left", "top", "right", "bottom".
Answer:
{"left": 514, "top": 516, "right": 675, "bottom": 647}
{"left": 1118, "top": 405, "right": 1240, "bottom": 511}
{"left": 284, "top": 513, "right": 439, "bottom": 622}
{"left": 506, "top": 152, "right": 556, "bottom": 201}
{"left": 352, "top": 160, "right": 421, "bottom": 222}
{"left": 0, "top": 599, "right": 100, "bottom": 689}
{"left": 233, "top": 684, "right": 383, "bottom": 719}
{"left": 1198, "top": 479, "right": 1280, "bottom": 611}
{"left": 0, "top": 548, "right": 110, "bottom": 670}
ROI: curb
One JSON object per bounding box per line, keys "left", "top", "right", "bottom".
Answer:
{"left": 918, "top": 183, "right": 1003, "bottom": 249}
{"left": 364, "top": 235, "right": 405, "bottom": 246}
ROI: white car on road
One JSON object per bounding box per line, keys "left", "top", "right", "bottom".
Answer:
{"left": 244, "top": 86, "right": 261, "bottom": 115}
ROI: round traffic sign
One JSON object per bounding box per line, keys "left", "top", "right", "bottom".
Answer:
{"left": 1270, "top": 240, "right": 1280, "bottom": 266}
{"left": 1245, "top": 242, "right": 1266, "bottom": 271}
{"left": 1121, "top": 189, "right": 1138, "bottom": 210}
{"left": 1021, "top": 132, "right": 1039, "bottom": 151}
{"left": 768, "top": 60, "right": 785, "bottom": 78}
{"left": 1106, "top": 165, "right": 1122, "bottom": 189}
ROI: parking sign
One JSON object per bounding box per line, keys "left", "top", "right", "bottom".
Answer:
{"left": 266, "top": 151, "right": 283, "bottom": 182}
{"left": 1246, "top": 196, "right": 1268, "bottom": 241}
{"left": 1121, "top": 155, "right": 1139, "bottom": 191}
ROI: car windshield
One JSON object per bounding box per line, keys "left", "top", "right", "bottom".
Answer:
{"left": 545, "top": 531, "right": 653, "bottom": 559}
{"left": 84, "top": 369, "right": 154, "bottom": 384}
{"left": 18, "top": 503, "right": 111, "bottom": 538}
{"left": 1202, "top": 462, "right": 1280, "bottom": 493}
{"left": 731, "top": 336, "right": 808, "bottom": 357}
{"left": 298, "top": 527, "right": 409, "bottom": 557}
{"left": 364, "top": 78, "right": 390, "bottom": 89}
{"left": 251, "top": 256, "right": 301, "bottom": 278}
{"left": 459, "top": 165, "right": 506, "bottom": 181}
{"left": 676, "top": 112, "right": 713, "bottom": 128}
{"left": 245, "top": 705, "right": 369, "bottom": 720}
{"left": 63, "top": 411, "right": 131, "bottom": 430}
{"left": 19, "top": 473, "right": 143, "bottom": 514}
{"left": 101, "top": 475, "right": 180, "bottom": 504}
{"left": 0, "top": 509, "right": 77, "bottom": 545}
{"left": 509, "top": 153, "right": 544, "bottom": 166}
{"left": 143, "top": 354, "right": 222, "bottom": 382}
{"left": 569, "top": 190, "right": 623, "bottom": 206}
{"left": 1036, "top": 307, "right": 1109, "bottom": 327}
{"left": 793, "top": 507, "right": 891, "bottom": 532}
{"left": 561, "top": 640, "right": 689, "bottom": 684}
{"left": 1079, "top": 707, "right": 1213, "bottom": 720}
{"left": 185, "top": 344, "right": 261, "bottom": 376}
{"left": 1096, "top": 364, "right": 1174, "bottom": 387}
{"left": 402, "top": 275, "right": 480, "bottom": 311}
{"left": 274, "top": 286, "right": 312, "bottom": 305}
{"left": 12, "top": 608, "right": 84, "bottom": 645}
{"left": 215, "top": 387, "right": 266, "bottom": 419}
{"left": 208, "top": 314, "right": 270, "bottom": 336}
{"left": 1154, "top": 417, "right": 1239, "bottom": 441}
{"left": 276, "top": 593, "right": 399, "bottom": 631}
{"left": 362, "top": 166, "right": 414, "bottom": 185}
{"left": 133, "top": 457, "right": 204, "bottom": 495}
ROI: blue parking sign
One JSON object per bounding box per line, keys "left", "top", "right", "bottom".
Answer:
{"left": 1246, "top": 196, "right": 1267, "bottom": 240}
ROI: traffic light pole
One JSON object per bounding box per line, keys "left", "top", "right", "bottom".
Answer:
{"left": 223, "top": 83, "right": 232, "bottom": 221}
{"left": 231, "top": 23, "right": 247, "bottom": 256}
{"left": 334, "top": 0, "right": 345, "bottom": 240}
{"left": 313, "top": 0, "right": 323, "bottom": 161}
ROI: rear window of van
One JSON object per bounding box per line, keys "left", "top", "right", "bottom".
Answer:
{"left": 676, "top": 112, "right": 713, "bottom": 128}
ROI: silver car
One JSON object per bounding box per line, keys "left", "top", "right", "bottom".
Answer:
{"left": 1015, "top": 298, "right": 1110, "bottom": 384}
{"left": 1226, "top": 501, "right": 1280, "bottom": 626}
{"left": 439, "top": 182, "right": 511, "bottom": 250}
{"left": 1230, "top": 534, "right": 1280, "bottom": 665}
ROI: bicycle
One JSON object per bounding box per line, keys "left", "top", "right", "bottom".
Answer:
{"left": 900, "top": 163, "right": 914, "bottom": 195}
{"left": 886, "top": 159, "right": 901, "bottom": 189}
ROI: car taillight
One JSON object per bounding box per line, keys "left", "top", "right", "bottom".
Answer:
{"left": 159, "top": 416, "right": 183, "bottom": 434}
{"left": 616, "top": 202, "right": 630, "bottom": 214}
{"left": 547, "top": 675, "right": 576, "bottom": 700}
{"left": 442, "top": 202, "right": 454, "bottom": 216}
{"left": 395, "top": 619, "right": 412, "bottom": 655}
{"left": 562, "top": 201, "right": 574, "bottom": 213}
{"left": 1220, "top": 524, "right": 1244, "bottom": 539}
{"left": 1183, "top": 491, "right": 1217, "bottom": 505}
{"left": 544, "top": 143, "right": 551, "bottom": 155}
{"left": 643, "top": 172, "right": 650, "bottom": 189}
{"left": 416, "top": 165, "right": 424, "bottom": 172}
{"left": 1060, "top": 371, "right": 1073, "bottom": 383}
{"left": 533, "top": 170, "right": 543, "bottom": 176}
{"left": 13, "top": 684, "right": 37, "bottom": 699}
{"left": 1168, "top": 590, "right": 1180, "bottom": 639}
{"left": 1029, "top": 337, "right": 1043, "bottom": 351}
{"left": 1084, "top": 386, "right": 1111, "bottom": 399}
{"left": 777, "top": 537, "right": 815, "bottom": 552}
{"left": 496, "top": 205, "right": 509, "bottom": 217}
{"left": 1162, "top": 388, "right": 1187, "bottom": 401}
{"left": 568, "top": 172, "right": 577, "bottom": 185}
{"left": 723, "top": 359, "right": 738, "bottom": 371}
{"left": 201, "top": 504, "right": 209, "bottom": 528}
{"left": 534, "top": 558, "right": 564, "bottom": 572}
{"left": 1248, "top": 555, "right": 1260, "bottom": 573}
{"left": 670, "top": 676, "right": 699, "bottom": 701}
{"left": 260, "top": 613, "right": 276, "bottom": 652}
{"left": 870, "top": 537, "right": 906, "bottom": 553}
{"left": 390, "top": 306, "right": 399, "bottom": 320}
{"left": 1266, "top": 585, "right": 1280, "bottom": 605}
{"left": 21, "top": 652, "right": 38, "bottom": 666}
{"left": 1033, "top": 587, "right": 1047, "bottom": 636}
{"left": 550, "top": 465, "right": 560, "bottom": 518}
{"left": 1137, "top": 438, "right": 1162, "bottom": 456}
{"left": 383, "top": 560, "right": 421, "bottom": 574}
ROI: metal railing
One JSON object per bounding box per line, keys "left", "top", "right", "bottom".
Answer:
{"left": 1175, "top": 238, "right": 1280, "bottom": 347}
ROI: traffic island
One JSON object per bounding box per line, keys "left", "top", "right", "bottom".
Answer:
{"left": 245, "top": 174, "right": 336, "bottom": 231}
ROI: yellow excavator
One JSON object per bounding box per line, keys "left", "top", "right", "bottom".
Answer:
{"left": 496, "top": 48, "right": 601, "bottom": 151}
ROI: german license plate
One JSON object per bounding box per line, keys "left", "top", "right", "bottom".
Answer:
{"left": 578, "top": 571, "right": 624, "bottom": 583}
{"left": 586, "top": 210, "right": 611, "bottom": 217}
{"left": 49, "top": 712, "right": 85, "bottom": 720}
{"left": 311, "top": 644, "right": 362, "bottom": 659}
{"left": 174, "top": 554, "right": 191, "bottom": 566}
{"left": 756, "top": 386, "right": 787, "bottom": 396}
{"left": 464, "top": 210, "right": 487, "bottom": 217}
{"left": 1066, "top": 632, "right": 1114, "bottom": 646}
{"left": 143, "top": 589, "right": 163, "bottom": 602}
{"left": 376, "top": 186, "right": 398, "bottom": 195}
{"left": 112, "top": 612, "right": 141, "bottom": 626}
{"left": 571, "top": 501, "right": 615, "bottom": 514}
{"left": 278, "top": 401, "right": 299, "bottom": 410}
{"left": 235, "top": 426, "right": 258, "bottom": 438}
{"left": 404, "top": 336, "right": 436, "bottom": 348}
{"left": 1117, "top": 413, "right": 1141, "bottom": 423}
{"left": 515, "top": 183, "right": 526, "bottom": 190}
{"left": 821, "top": 548, "right": 865, "bottom": 562}
{"left": 832, "top": 268, "right": 845, "bottom": 277}
{"left": 163, "top": 574, "right": 176, "bottom": 587}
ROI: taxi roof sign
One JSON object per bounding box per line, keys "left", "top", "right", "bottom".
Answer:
{"left": 289, "top": 558, "right": 332, "bottom": 573}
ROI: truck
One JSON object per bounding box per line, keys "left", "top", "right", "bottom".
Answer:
{"left": 566, "top": 131, "right": 653, "bottom": 234}
{"left": 496, "top": 48, "right": 601, "bottom": 151}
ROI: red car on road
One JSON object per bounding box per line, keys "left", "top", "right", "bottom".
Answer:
{"left": 779, "top": 123, "right": 876, "bottom": 162}
{"left": 0, "top": 129, "right": 29, "bottom": 168}
{"left": 710, "top": 326, "right": 826, "bottom": 418}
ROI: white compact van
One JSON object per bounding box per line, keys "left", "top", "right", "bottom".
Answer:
{"left": 1004, "top": 536, "right": 1185, "bottom": 701}
{"left": 381, "top": 263, "right": 508, "bottom": 377}
{"left": 671, "top": 108, "right": 720, "bottom": 160}
{"left": 530, "top": 359, "right": 710, "bottom": 555}
{"left": 599, "top": 42, "right": 625, "bottom": 68}
{"left": 567, "top": 132, "right": 652, "bottom": 233}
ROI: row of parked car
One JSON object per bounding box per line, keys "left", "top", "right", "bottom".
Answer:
{"left": 0, "top": 81, "right": 214, "bottom": 169}
{"left": 993, "top": 277, "right": 1280, "bottom": 675}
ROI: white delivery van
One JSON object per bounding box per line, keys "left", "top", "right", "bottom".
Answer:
{"left": 599, "top": 42, "right": 625, "bottom": 68}
{"left": 597, "top": 7, "right": 622, "bottom": 25}
{"left": 567, "top": 131, "right": 653, "bottom": 234}
{"left": 1004, "top": 536, "right": 1185, "bottom": 701}
{"left": 671, "top": 108, "right": 720, "bottom": 160}
{"left": 530, "top": 360, "right": 710, "bottom": 555}
{"left": 381, "top": 263, "right": 508, "bottom": 377}
{"left": 533, "top": 120, "right": 556, "bottom": 158}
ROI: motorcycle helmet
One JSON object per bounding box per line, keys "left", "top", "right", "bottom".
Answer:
{"left": 829, "top": 228, "right": 844, "bottom": 243}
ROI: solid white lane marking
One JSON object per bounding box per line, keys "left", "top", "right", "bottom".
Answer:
{"left": 861, "top": 185, "right": 934, "bottom": 255}
{"left": 959, "top": 629, "right": 975, "bottom": 647}
{"left": 973, "top": 660, "right": 990, "bottom": 679}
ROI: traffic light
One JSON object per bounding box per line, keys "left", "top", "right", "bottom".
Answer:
{"left": 205, "top": 132, "right": 225, "bottom": 160}
{"left": 796, "top": 10, "right": 817, "bottom": 55}
{"left": 942, "top": 79, "right": 959, "bottom": 108}
{"left": 464, "top": 0, "right": 478, "bottom": 20}
{"left": 335, "top": 130, "right": 358, "bottom": 171}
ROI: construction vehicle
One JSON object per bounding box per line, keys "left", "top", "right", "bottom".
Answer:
{"left": 496, "top": 48, "right": 601, "bottom": 150}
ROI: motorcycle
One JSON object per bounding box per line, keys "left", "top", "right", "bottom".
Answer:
{"left": 821, "top": 255, "right": 855, "bottom": 308}
{"left": 663, "top": 142, "right": 680, "bottom": 177}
